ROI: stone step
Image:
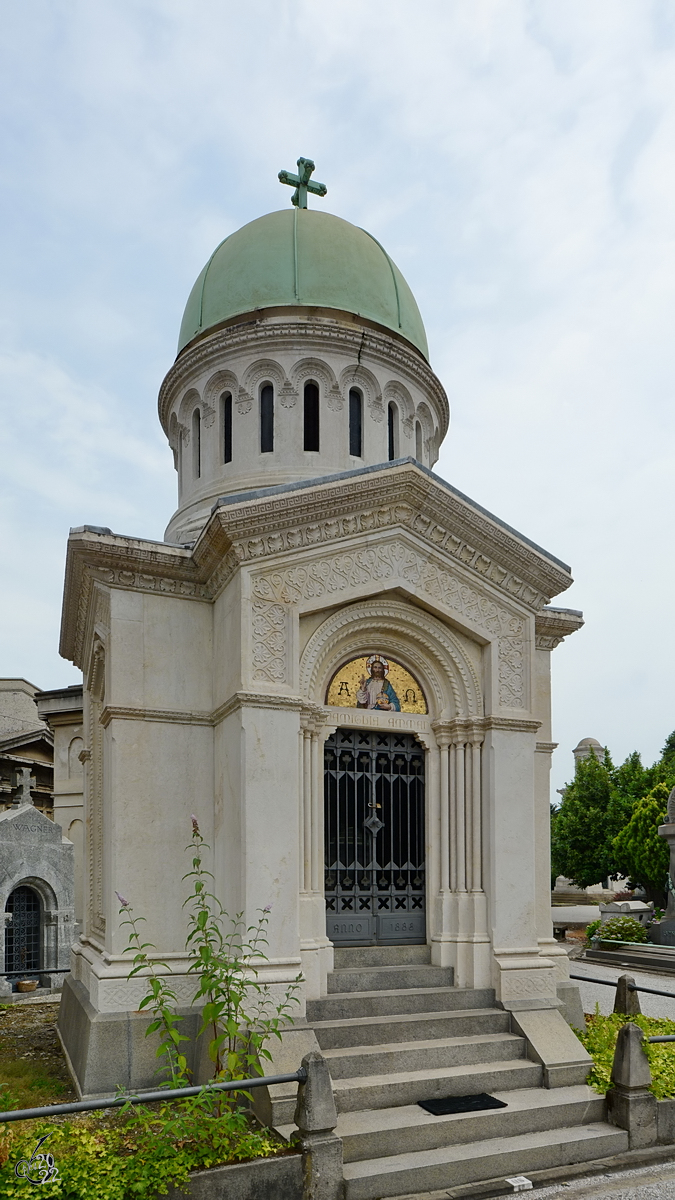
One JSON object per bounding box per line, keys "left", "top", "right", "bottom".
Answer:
{"left": 333, "top": 1085, "right": 606, "bottom": 1163}
{"left": 332, "top": 1057, "right": 542, "bottom": 1113}
{"left": 342, "top": 1122, "right": 628, "bottom": 1200}
{"left": 312, "top": 1006, "right": 510, "bottom": 1050}
{"left": 327, "top": 965, "right": 454, "bottom": 994}
{"left": 307, "top": 986, "right": 495, "bottom": 1023}
{"left": 334, "top": 945, "right": 432, "bottom": 969}
{"left": 323, "top": 1032, "right": 526, "bottom": 1079}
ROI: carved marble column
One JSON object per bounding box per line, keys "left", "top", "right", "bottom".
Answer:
{"left": 431, "top": 720, "right": 490, "bottom": 987}
{"left": 299, "top": 707, "right": 333, "bottom": 998}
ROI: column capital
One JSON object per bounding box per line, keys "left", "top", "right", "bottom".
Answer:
{"left": 300, "top": 702, "right": 326, "bottom": 733}
{"left": 431, "top": 717, "right": 486, "bottom": 746}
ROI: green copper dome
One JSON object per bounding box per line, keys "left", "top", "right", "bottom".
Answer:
{"left": 178, "top": 208, "right": 428, "bottom": 360}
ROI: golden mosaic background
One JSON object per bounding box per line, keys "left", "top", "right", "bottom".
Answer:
{"left": 326, "top": 656, "right": 428, "bottom": 714}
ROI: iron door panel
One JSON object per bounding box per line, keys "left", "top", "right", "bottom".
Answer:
{"left": 324, "top": 729, "right": 426, "bottom": 946}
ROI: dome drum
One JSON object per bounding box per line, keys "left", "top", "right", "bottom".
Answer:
{"left": 160, "top": 313, "right": 448, "bottom": 544}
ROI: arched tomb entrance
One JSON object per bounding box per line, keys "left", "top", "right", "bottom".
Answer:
{"left": 324, "top": 728, "right": 426, "bottom": 946}
{"left": 5, "top": 885, "right": 41, "bottom": 977}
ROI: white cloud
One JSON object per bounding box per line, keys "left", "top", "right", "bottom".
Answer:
{"left": 0, "top": 1, "right": 674, "bottom": 788}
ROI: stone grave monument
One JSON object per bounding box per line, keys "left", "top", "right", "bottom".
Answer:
{"left": 0, "top": 766, "right": 75, "bottom": 994}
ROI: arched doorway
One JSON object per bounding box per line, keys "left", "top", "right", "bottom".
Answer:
{"left": 5, "top": 886, "right": 41, "bottom": 976}
{"left": 324, "top": 729, "right": 426, "bottom": 945}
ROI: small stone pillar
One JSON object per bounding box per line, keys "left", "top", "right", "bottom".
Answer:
{"left": 613, "top": 974, "right": 641, "bottom": 1016}
{"left": 295, "top": 1050, "right": 344, "bottom": 1200}
{"left": 606, "top": 1023, "right": 657, "bottom": 1148}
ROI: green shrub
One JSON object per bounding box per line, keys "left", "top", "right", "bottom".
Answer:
{"left": 576, "top": 1010, "right": 675, "bottom": 1099}
{"left": 0, "top": 1104, "right": 287, "bottom": 1198}
{"left": 585, "top": 918, "right": 602, "bottom": 946}
{"left": 597, "top": 915, "right": 647, "bottom": 943}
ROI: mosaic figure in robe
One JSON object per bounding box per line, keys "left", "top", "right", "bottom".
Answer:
{"left": 356, "top": 655, "right": 401, "bottom": 711}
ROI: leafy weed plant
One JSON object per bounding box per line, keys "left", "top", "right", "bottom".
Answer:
{"left": 577, "top": 1008, "right": 675, "bottom": 1099}
{"left": 0, "top": 817, "right": 302, "bottom": 1197}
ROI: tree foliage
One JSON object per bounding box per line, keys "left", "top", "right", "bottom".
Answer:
{"left": 551, "top": 750, "right": 618, "bottom": 887}
{"left": 552, "top": 733, "right": 675, "bottom": 896}
{"left": 612, "top": 783, "right": 670, "bottom": 901}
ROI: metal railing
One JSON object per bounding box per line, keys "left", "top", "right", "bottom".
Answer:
{"left": 0, "top": 1069, "right": 307, "bottom": 1124}
{"left": 569, "top": 972, "right": 675, "bottom": 1002}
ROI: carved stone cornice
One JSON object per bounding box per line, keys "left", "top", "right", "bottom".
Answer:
{"left": 96, "top": 693, "right": 308, "bottom": 730}
{"left": 100, "top": 705, "right": 213, "bottom": 728}
{"left": 206, "top": 460, "right": 572, "bottom": 608}
{"left": 158, "top": 316, "right": 450, "bottom": 437}
{"left": 212, "top": 691, "right": 305, "bottom": 724}
{"left": 536, "top": 741, "right": 558, "bottom": 754}
{"left": 482, "top": 716, "right": 542, "bottom": 734}
{"left": 535, "top": 606, "right": 584, "bottom": 650}
{"left": 60, "top": 463, "right": 574, "bottom": 670}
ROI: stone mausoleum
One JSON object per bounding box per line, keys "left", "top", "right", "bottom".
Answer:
{"left": 58, "top": 163, "right": 588, "bottom": 1106}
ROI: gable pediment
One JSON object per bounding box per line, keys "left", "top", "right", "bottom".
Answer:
{"left": 203, "top": 460, "right": 572, "bottom": 612}
{"left": 60, "top": 461, "right": 574, "bottom": 677}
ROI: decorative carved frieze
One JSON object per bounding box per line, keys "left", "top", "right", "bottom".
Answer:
{"left": 207, "top": 465, "right": 571, "bottom": 609}
{"left": 251, "top": 599, "right": 288, "bottom": 683}
{"left": 253, "top": 540, "right": 526, "bottom": 708}
{"left": 61, "top": 464, "right": 575, "bottom": 676}
{"left": 158, "top": 318, "right": 450, "bottom": 437}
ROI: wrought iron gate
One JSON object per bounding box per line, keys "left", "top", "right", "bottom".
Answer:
{"left": 5, "top": 886, "right": 41, "bottom": 976}
{"left": 324, "top": 729, "right": 426, "bottom": 945}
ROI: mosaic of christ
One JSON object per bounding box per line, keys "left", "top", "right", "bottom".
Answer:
{"left": 326, "top": 654, "right": 428, "bottom": 715}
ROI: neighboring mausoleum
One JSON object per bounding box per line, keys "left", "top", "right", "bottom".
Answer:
{"left": 57, "top": 161, "right": 586, "bottom": 1097}
{"left": 0, "top": 766, "right": 75, "bottom": 994}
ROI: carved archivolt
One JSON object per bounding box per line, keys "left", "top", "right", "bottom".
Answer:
{"left": 339, "top": 364, "right": 384, "bottom": 423}
{"left": 178, "top": 388, "right": 201, "bottom": 441}
{"left": 202, "top": 369, "right": 239, "bottom": 412}
{"left": 241, "top": 358, "right": 296, "bottom": 412}
{"left": 251, "top": 537, "right": 526, "bottom": 708}
{"left": 384, "top": 380, "right": 415, "bottom": 438}
{"left": 289, "top": 358, "right": 343, "bottom": 411}
{"left": 300, "top": 597, "right": 482, "bottom": 719}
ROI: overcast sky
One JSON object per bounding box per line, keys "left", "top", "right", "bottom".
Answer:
{"left": 1, "top": 1, "right": 674, "bottom": 796}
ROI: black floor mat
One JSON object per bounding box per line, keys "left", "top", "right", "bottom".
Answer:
{"left": 418, "top": 1092, "right": 508, "bottom": 1116}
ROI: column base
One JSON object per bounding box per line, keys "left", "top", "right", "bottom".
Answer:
{"left": 430, "top": 891, "right": 491, "bottom": 988}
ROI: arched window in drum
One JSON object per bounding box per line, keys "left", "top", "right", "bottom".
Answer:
{"left": 388, "top": 402, "right": 399, "bottom": 461}
{"left": 303, "top": 382, "right": 320, "bottom": 451}
{"left": 349, "top": 389, "right": 362, "bottom": 458}
{"left": 192, "top": 408, "right": 201, "bottom": 478}
{"left": 260, "top": 384, "right": 274, "bottom": 453}
{"left": 222, "top": 392, "right": 233, "bottom": 464}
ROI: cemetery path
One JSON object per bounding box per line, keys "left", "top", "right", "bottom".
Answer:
{"left": 573, "top": 961, "right": 675, "bottom": 1020}
{"left": 512, "top": 1161, "right": 675, "bottom": 1198}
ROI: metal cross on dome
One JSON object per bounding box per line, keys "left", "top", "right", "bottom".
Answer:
{"left": 278, "top": 157, "right": 327, "bottom": 209}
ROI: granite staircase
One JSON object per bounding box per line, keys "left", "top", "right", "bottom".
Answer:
{"left": 291, "top": 946, "right": 628, "bottom": 1200}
